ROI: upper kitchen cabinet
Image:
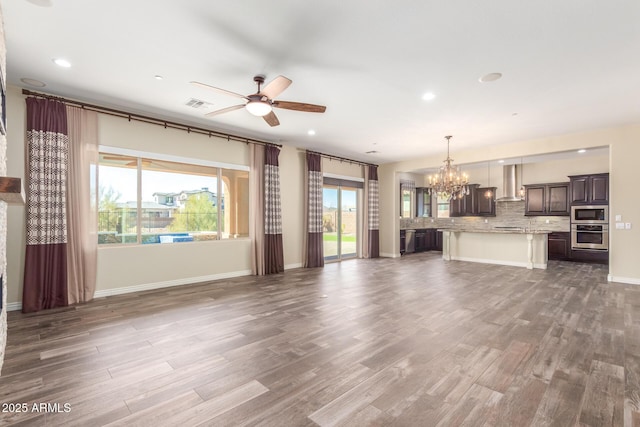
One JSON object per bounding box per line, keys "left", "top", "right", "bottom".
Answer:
{"left": 569, "top": 173, "right": 609, "bottom": 205}
{"left": 450, "top": 184, "right": 479, "bottom": 217}
{"left": 524, "top": 182, "right": 570, "bottom": 216}
{"left": 415, "top": 187, "right": 432, "bottom": 217}
{"left": 475, "top": 187, "right": 497, "bottom": 216}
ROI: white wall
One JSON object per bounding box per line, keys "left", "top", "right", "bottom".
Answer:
{"left": 279, "top": 145, "right": 305, "bottom": 269}
{"left": 6, "top": 86, "right": 26, "bottom": 307}
{"left": 322, "top": 157, "right": 363, "bottom": 178}
{"left": 6, "top": 87, "right": 308, "bottom": 305}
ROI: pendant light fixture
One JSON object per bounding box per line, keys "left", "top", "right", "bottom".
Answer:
{"left": 426, "top": 135, "right": 469, "bottom": 201}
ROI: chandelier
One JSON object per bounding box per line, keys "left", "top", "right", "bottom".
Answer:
{"left": 427, "top": 135, "right": 469, "bottom": 201}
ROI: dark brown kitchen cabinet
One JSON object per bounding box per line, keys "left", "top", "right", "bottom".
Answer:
{"left": 524, "top": 182, "right": 569, "bottom": 216}
{"left": 414, "top": 229, "right": 428, "bottom": 252}
{"left": 400, "top": 229, "right": 442, "bottom": 253}
{"left": 475, "top": 187, "right": 497, "bottom": 216}
{"left": 416, "top": 229, "right": 438, "bottom": 252}
{"left": 525, "top": 185, "right": 546, "bottom": 215}
{"left": 434, "top": 230, "right": 443, "bottom": 251}
{"left": 416, "top": 188, "right": 432, "bottom": 217}
{"left": 547, "top": 183, "right": 570, "bottom": 215}
{"left": 569, "top": 173, "right": 609, "bottom": 205}
{"left": 548, "top": 232, "right": 571, "bottom": 260}
{"left": 450, "top": 184, "right": 479, "bottom": 217}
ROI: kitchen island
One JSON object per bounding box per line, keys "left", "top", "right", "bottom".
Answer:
{"left": 439, "top": 228, "right": 552, "bottom": 269}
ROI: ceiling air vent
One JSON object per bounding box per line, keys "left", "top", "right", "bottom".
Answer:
{"left": 184, "top": 98, "right": 212, "bottom": 109}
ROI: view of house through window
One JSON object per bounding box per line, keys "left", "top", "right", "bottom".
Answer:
{"left": 97, "top": 152, "right": 249, "bottom": 245}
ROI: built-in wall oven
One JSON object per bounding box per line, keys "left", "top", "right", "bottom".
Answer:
{"left": 571, "top": 205, "right": 608, "bottom": 250}
{"left": 571, "top": 224, "right": 609, "bottom": 250}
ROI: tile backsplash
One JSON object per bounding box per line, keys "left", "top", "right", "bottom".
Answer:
{"left": 400, "top": 200, "right": 570, "bottom": 232}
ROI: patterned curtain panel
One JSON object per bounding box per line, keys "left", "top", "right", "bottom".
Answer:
{"left": 368, "top": 165, "right": 380, "bottom": 258}
{"left": 264, "top": 145, "right": 284, "bottom": 274}
{"left": 305, "top": 152, "right": 324, "bottom": 267}
{"left": 22, "top": 98, "right": 69, "bottom": 313}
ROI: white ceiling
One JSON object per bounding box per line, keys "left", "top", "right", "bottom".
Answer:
{"left": 3, "top": 0, "right": 639, "bottom": 164}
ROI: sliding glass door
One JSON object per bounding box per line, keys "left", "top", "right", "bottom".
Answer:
{"left": 323, "top": 184, "right": 358, "bottom": 261}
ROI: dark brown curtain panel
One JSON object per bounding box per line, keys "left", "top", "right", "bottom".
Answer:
{"left": 264, "top": 145, "right": 284, "bottom": 274}
{"left": 305, "top": 152, "right": 324, "bottom": 267}
{"left": 23, "top": 98, "right": 69, "bottom": 313}
{"left": 368, "top": 165, "right": 380, "bottom": 258}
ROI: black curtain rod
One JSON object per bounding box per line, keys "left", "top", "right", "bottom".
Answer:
{"left": 307, "top": 150, "right": 377, "bottom": 168}
{"left": 22, "top": 89, "right": 281, "bottom": 148}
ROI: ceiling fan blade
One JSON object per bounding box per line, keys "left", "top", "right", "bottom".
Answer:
{"left": 273, "top": 100, "right": 326, "bottom": 113}
{"left": 260, "top": 75, "right": 292, "bottom": 99}
{"left": 190, "top": 81, "right": 248, "bottom": 100}
{"left": 205, "top": 104, "right": 245, "bottom": 117}
{"left": 263, "top": 111, "right": 280, "bottom": 127}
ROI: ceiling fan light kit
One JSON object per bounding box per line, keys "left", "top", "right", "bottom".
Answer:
{"left": 191, "top": 75, "right": 326, "bottom": 127}
{"left": 245, "top": 99, "right": 272, "bottom": 117}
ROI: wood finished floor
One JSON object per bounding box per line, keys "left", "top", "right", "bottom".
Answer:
{"left": 1, "top": 254, "right": 638, "bottom": 426}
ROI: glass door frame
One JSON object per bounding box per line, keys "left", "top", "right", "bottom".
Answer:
{"left": 322, "top": 178, "right": 362, "bottom": 262}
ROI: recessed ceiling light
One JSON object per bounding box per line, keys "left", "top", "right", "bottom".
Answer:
{"left": 498, "top": 160, "right": 505, "bottom": 163}
{"left": 422, "top": 92, "right": 436, "bottom": 101}
{"left": 307, "top": 130, "right": 316, "bottom": 136}
{"left": 479, "top": 73, "right": 502, "bottom": 83}
{"left": 578, "top": 149, "right": 587, "bottom": 154}
{"left": 26, "top": 0, "right": 53, "bottom": 6}
{"left": 20, "top": 78, "right": 46, "bottom": 87}
{"left": 53, "top": 58, "right": 71, "bottom": 68}
{"left": 154, "top": 75, "right": 164, "bottom": 80}
{"left": 512, "top": 112, "right": 519, "bottom": 116}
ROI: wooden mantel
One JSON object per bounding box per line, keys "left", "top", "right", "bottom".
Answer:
{"left": 0, "top": 177, "right": 25, "bottom": 205}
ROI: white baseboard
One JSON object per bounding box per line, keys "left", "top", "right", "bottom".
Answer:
{"left": 608, "top": 275, "right": 640, "bottom": 285}
{"left": 380, "top": 252, "right": 400, "bottom": 258}
{"left": 452, "top": 256, "right": 547, "bottom": 270}
{"left": 4, "top": 267, "right": 298, "bottom": 311}
{"left": 6, "top": 302, "right": 22, "bottom": 312}
{"left": 93, "top": 270, "right": 252, "bottom": 298}
{"left": 284, "top": 263, "right": 303, "bottom": 270}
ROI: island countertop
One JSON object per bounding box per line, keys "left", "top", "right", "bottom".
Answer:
{"left": 437, "top": 228, "right": 552, "bottom": 235}
{"left": 439, "top": 228, "right": 549, "bottom": 269}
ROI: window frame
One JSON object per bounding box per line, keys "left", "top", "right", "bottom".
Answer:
{"left": 97, "top": 146, "right": 249, "bottom": 246}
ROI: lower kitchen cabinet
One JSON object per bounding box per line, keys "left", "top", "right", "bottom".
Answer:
{"left": 400, "top": 229, "right": 442, "bottom": 254}
{"left": 547, "top": 231, "right": 608, "bottom": 264}
{"left": 570, "top": 249, "right": 608, "bottom": 264}
{"left": 434, "top": 230, "right": 443, "bottom": 251}
{"left": 548, "top": 232, "right": 571, "bottom": 260}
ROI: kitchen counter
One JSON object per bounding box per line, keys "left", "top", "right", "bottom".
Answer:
{"left": 439, "top": 228, "right": 552, "bottom": 235}
{"left": 439, "top": 228, "right": 549, "bottom": 269}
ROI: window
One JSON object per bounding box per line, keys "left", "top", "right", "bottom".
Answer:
{"left": 400, "top": 188, "right": 414, "bottom": 218}
{"left": 437, "top": 194, "right": 450, "bottom": 218}
{"left": 97, "top": 151, "right": 249, "bottom": 245}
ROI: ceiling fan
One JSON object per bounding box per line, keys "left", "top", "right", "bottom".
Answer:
{"left": 190, "top": 75, "right": 326, "bottom": 127}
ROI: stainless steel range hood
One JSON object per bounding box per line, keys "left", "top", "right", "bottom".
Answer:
{"left": 496, "top": 164, "right": 523, "bottom": 202}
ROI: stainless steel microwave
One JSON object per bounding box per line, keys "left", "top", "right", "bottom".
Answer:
{"left": 571, "top": 205, "right": 608, "bottom": 224}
